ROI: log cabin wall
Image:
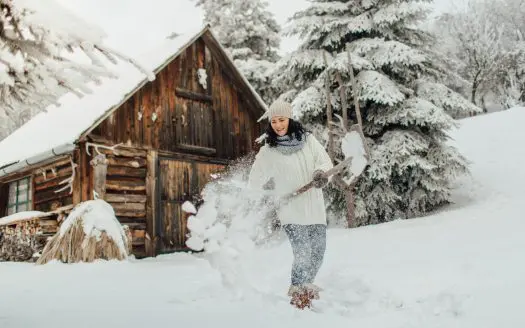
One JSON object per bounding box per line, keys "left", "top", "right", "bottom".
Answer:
{"left": 77, "top": 145, "right": 149, "bottom": 256}
{"left": 32, "top": 157, "right": 76, "bottom": 212}
{"left": 0, "top": 155, "right": 77, "bottom": 216}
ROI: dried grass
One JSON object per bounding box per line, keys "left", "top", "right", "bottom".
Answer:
{"left": 37, "top": 217, "right": 132, "bottom": 265}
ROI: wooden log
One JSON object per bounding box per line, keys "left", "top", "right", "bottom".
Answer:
{"left": 105, "top": 179, "right": 146, "bottom": 192}
{"left": 156, "top": 149, "right": 229, "bottom": 165}
{"left": 107, "top": 157, "right": 147, "bottom": 168}
{"left": 176, "top": 143, "right": 216, "bottom": 156}
{"left": 132, "top": 237, "right": 145, "bottom": 246}
{"left": 105, "top": 193, "right": 147, "bottom": 203}
{"left": 145, "top": 150, "right": 157, "bottom": 257}
{"left": 120, "top": 221, "right": 147, "bottom": 231}
{"left": 34, "top": 175, "right": 70, "bottom": 192}
{"left": 106, "top": 166, "right": 147, "bottom": 178}
{"left": 113, "top": 209, "right": 147, "bottom": 218}
{"left": 110, "top": 202, "right": 145, "bottom": 212}
{"left": 33, "top": 165, "right": 73, "bottom": 184}
{"left": 110, "top": 202, "right": 146, "bottom": 218}
{"left": 79, "top": 142, "right": 91, "bottom": 202}
{"left": 34, "top": 188, "right": 71, "bottom": 205}
{"left": 132, "top": 229, "right": 146, "bottom": 239}
{"left": 72, "top": 149, "right": 82, "bottom": 204}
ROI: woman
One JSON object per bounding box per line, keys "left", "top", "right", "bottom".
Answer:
{"left": 248, "top": 99, "right": 333, "bottom": 304}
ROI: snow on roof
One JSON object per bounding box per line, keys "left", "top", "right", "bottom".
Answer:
{"left": 0, "top": 25, "right": 264, "bottom": 172}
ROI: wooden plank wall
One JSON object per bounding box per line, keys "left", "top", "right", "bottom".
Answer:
{"left": 90, "top": 36, "right": 262, "bottom": 162}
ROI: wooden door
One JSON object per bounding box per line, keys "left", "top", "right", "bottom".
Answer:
{"left": 172, "top": 98, "right": 216, "bottom": 156}
{"left": 156, "top": 157, "right": 224, "bottom": 253}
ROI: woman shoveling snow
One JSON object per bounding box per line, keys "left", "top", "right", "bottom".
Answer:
{"left": 185, "top": 98, "right": 365, "bottom": 309}
{"left": 248, "top": 99, "right": 333, "bottom": 308}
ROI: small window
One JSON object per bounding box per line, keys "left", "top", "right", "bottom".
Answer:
{"left": 7, "top": 177, "right": 32, "bottom": 215}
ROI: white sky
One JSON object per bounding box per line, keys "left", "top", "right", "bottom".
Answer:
{"left": 56, "top": 0, "right": 460, "bottom": 57}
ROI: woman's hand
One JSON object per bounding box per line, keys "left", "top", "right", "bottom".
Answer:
{"left": 312, "top": 170, "right": 328, "bottom": 188}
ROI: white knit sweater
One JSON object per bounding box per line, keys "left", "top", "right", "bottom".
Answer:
{"left": 248, "top": 134, "right": 333, "bottom": 225}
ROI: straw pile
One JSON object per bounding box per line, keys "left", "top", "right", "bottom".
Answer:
{"left": 37, "top": 200, "right": 131, "bottom": 265}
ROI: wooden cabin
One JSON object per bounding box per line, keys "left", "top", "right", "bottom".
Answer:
{"left": 0, "top": 25, "right": 266, "bottom": 259}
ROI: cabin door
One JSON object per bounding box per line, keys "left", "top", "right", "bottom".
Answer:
{"left": 156, "top": 157, "right": 224, "bottom": 253}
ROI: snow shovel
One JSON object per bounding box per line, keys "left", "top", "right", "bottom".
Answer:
{"left": 281, "top": 127, "right": 368, "bottom": 204}
{"left": 281, "top": 156, "right": 353, "bottom": 203}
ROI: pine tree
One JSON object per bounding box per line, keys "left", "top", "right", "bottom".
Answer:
{"left": 195, "top": 0, "right": 281, "bottom": 103}
{"left": 272, "top": 0, "right": 478, "bottom": 225}
{"left": 0, "top": 0, "right": 152, "bottom": 138}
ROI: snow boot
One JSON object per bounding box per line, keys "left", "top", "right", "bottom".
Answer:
{"left": 304, "top": 283, "right": 321, "bottom": 300}
{"left": 288, "top": 285, "right": 316, "bottom": 309}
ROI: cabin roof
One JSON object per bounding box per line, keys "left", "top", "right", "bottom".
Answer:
{"left": 0, "top": 25, "right": 267, "bottom": 176}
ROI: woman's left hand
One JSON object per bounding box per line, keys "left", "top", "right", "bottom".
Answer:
{"left": 312, "top": 170, "right": 328, "bottom": 188}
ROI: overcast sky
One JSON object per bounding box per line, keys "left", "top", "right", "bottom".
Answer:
{"left": 56, "top": 0, "right": 461, "bottom": 57}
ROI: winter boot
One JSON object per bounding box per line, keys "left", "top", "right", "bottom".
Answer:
{"left": 304, "top": 283, "right": 321, "bottom": 300}
{"left": 288, "top": 285, "right": 313, "bottom": 309}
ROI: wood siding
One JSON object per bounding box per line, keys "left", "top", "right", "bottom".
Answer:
{"left": 90, "top": 36, "right": 263, "bottom": 160}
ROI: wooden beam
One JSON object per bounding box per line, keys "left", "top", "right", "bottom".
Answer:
{"left": 175, "top": 88, "right": 213, "bottom": 103}
{"left": 145, "top": 150, "right": 157, "bottom": 257}
{"left": 156, "top": 149, "right": 229, "bottom": 165}
{"left": 175, "top": 143, "right": 217, "bottom": 156}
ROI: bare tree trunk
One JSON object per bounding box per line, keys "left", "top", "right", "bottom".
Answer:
{"left": 333, "top": 175, "right": 356, "bottom": 228}
{"left": 335, "top": 71, "right": 354, "bottom": 228}
{"left": 322, "top": 51, "right": 335, "bottom": 159}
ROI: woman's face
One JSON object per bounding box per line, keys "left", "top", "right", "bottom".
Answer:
{"left": 271, "top": 116, "right": 289, "bottom": 136}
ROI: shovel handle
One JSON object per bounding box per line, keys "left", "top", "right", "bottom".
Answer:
{"left": 285, "top": 157, "right": 353, "bottom": 200}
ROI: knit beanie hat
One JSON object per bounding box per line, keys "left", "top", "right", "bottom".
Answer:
{"left": 257, "top": 99, "right": 293, "bottom": 122}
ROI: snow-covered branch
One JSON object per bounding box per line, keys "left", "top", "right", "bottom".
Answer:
{"left": 0, "top": 0, "right": 154, "bottom": 127}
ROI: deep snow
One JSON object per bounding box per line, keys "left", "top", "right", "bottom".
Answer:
{"left": 1, "top": 108, "right": 524, "bottom": 327}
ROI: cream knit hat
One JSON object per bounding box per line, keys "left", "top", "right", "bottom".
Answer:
{"left": 257, "top": 99, "right": 293, "bottom": 122}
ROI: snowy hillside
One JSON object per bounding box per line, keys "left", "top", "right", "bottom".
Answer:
{"left": 1, "top": 108, "right": 524, "bottom": 327}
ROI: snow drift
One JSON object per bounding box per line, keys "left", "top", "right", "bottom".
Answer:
{"left": 1, "top": 109, "right": 524, "bottom": 327}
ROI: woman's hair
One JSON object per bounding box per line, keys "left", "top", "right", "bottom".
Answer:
{"left": 265, "top": 118, "right": 308, "bottom": 147}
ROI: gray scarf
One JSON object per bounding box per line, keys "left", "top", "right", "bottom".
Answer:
{"left": 274, "top": 134, "right": 306, "bottom": 155}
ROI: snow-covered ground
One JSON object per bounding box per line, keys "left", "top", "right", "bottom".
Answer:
{"left": 1, "top": 108, "right": 524, "bottom": 327}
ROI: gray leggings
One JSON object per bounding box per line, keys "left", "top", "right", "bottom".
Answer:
{"left": 283, "top": 224, "right": 326, "bottom": 286}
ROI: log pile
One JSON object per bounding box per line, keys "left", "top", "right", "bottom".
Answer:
{"left": 0, "top": 216, "right": 60, "bottom": 262}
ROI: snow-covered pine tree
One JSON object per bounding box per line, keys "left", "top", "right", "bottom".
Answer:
{"left": 195, "top": 0, "right": 281, "bottom": 103}
{"left": 0, "top": 0, "right": 152, "bottom": 140}
{"left": 272, "top": 0, "right": 479, "bottom": 225}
